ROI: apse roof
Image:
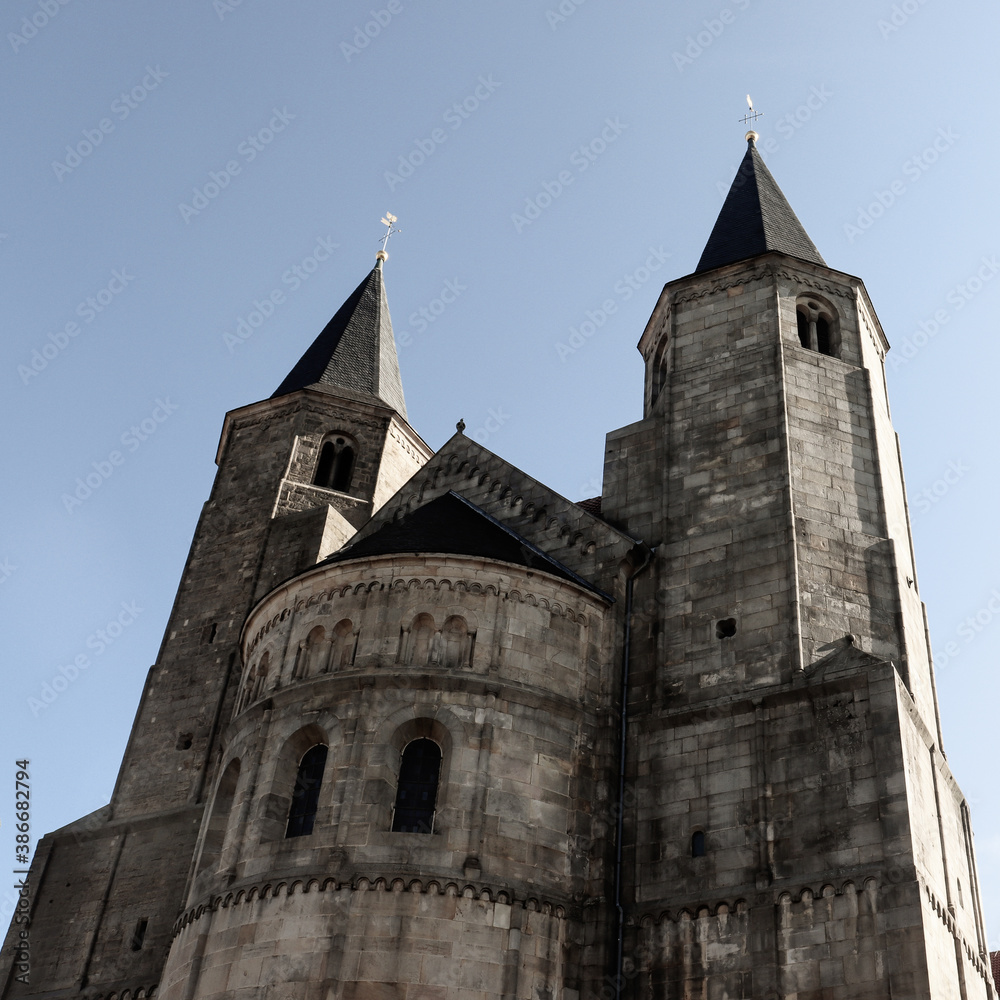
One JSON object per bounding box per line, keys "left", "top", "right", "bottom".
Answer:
{"left": 326, "top": 491, "right": 610, "bottom": 598}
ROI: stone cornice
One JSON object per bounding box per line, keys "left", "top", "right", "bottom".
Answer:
{"left": 634, "top": 872, "right": 882, "bottom": 929}
{"left": 172, "top": 873, "right": 572, "bottom": 940}
{"left": 245, "top": 563, "right": 598, "bottom": 658}
{"left": 923, "top": 880, "right": 994, "bottom": 983}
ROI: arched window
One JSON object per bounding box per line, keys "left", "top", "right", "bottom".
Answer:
{"left": 313, "top": 435, "right": 356, "bottom": 492}
{"left": 198, "top": 758, "right": 240, "bottom": 876}
{"left": 648, "top": 329, "right": 671, "bottom": 410}
{"left": 442, "top": 616, "right": 471, "bottom": 669}
{"left": 330, "top": 619, "right": 356, "bottom": 670}
{"left": 285, "top": 744, "right": 328, "bottom": 838}
{"left": 691, "top": 830, "right": 707, "bottom": 857}
{"left": 391, "top": 739, "right": 442, "bottom": 833}
{"left": 300, "top": 625, "right": 328, "bottom": 678}
{"left": 794, "top": 297, "right": 839, "bottom": 358}
{"left": 407, "top": 614, "right": 436, "bottom": 666}
{"left": 238, "top": 652, "right": 269, "bottom": 713}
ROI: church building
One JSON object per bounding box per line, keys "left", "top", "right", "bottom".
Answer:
{"left": 2, "top": 133, "right": 996, "bottom": 1000}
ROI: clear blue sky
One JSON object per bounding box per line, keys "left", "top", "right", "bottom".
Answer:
{"left": 3, "top": 0, "right": 999, "bottom": 943}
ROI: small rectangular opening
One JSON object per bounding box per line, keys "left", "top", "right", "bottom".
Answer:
{"left": 130, "top": 917, "right": 148, "bottom": 951}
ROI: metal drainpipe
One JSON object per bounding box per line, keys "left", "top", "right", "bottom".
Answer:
{"left": 614, "top": 544, "right": 655, "bottom": 1000}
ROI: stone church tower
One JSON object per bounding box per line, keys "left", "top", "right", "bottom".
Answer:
{"left": 2, "top": 135, "right": 995, "bottom": 1000}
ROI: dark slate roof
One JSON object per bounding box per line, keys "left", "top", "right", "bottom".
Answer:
{"left": 696, "top": 136, "right": 825, "bottom": 274}
{"left": 272, "top": 259, "right": 408, "bottom": 418}
{"left": 325, "top": 491, "right": 610, "bottom": 598}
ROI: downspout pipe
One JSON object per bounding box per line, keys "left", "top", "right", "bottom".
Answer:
{"left": 614, "top": 543, "right": 655, "bottom": 1000}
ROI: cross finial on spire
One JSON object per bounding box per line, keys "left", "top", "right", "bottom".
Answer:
{"left": 376, "top": 212, "right": 400, "bottom": 263}
{"left": 740, "top": 94, "right": 762, "bottom": 128}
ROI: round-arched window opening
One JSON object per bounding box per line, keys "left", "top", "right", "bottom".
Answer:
{"left": 391, "top": 738, "right": 442, "bottom": 834}
{"left": 794, "top": 296, "right": 840, "bottom": 358}
{"left": 691, "top": 830, "right": 707, "bottom": 857}
{"left": 285, "top": 744, "right": 329, "bottom": 839}
{"left": 313, "top": 435, "right": 357, "bottom": 492}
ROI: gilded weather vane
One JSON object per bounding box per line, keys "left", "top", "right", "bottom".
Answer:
{"left": 377, "top": 212, "right": 401, "bottom": 261}
{"left": 740, "top": 94, "right": 762, "bottom": 127}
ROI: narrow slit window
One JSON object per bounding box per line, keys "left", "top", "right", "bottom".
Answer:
{"left": 285, "top": 744, "right": 328, "bottom": 839}
{"left": 691, "top": 831, "right": 706, "bottom": 857}
{"left": 391, "top": 739, "right": 442, "bottom": 834}
{"left": 130, "top": 917, "right": 148, "bottom": 951}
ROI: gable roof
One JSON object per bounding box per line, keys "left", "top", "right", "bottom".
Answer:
{"left": 696, "top": 135, "right": 825, "bottom": 274}
{"left": 327, "top": 491, "right": 608, "bottom": 597}
{"left": 335, "top": 431, "right": 644, "bottom": 595}
{"left": 272, "top": 258, "right": 407, "bottom": 417}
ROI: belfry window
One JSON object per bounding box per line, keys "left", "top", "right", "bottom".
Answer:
{"left": 691, "top": 831, "right": 707, "bottom": 857}
{"left": 285, "top": 744, "right": 328, "bottom": 838}
{"left": 391, "top": 738, "right": 442, "bottom": 833}
{"left": 816, "top": 316, "right": 832, "bottom": 355}
{"left": 313, "top": 435, "right": 356, "bottom": 492}
{"left": 794, "top": 297, "right": 839, "bottom": 358}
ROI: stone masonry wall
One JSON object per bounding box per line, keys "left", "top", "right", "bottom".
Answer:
{"left": 0, "top": 390, "right": 431, "bottom": 1000}
{"left": 158, "top": 553, "right": 620, "bottom": 1000}
{"left": 605, "top": 254, "right": 994, "bottom": 1000}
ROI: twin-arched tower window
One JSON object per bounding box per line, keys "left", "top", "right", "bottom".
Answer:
{"left": 795, "top": 296, "right": 839, "bottom": 358}
{"left": 313, "top": 435, "right": 355, "bottom": 492}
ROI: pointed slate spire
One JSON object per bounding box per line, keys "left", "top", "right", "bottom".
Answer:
{"left": 696, "top": 133, "right": 825, "bottom": 274}
{"left": 272, "top": 254, "right": 407, "bottom": 419}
